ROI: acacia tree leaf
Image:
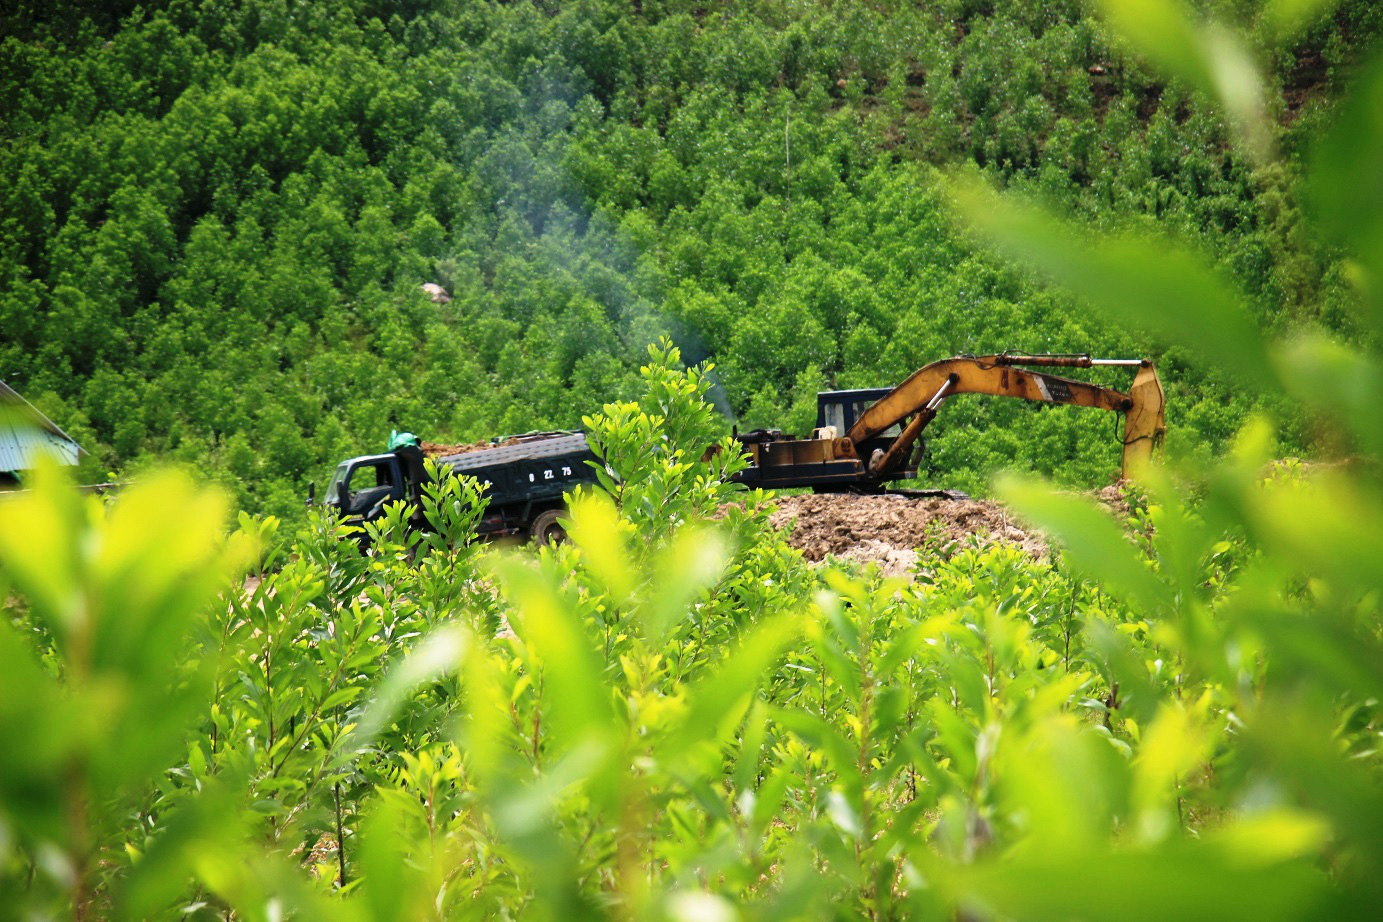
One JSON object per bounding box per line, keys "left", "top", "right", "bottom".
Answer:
{"left": 1264, "top": 0, "right": 1343, "bottom": 44}
{"left": 996, "top": 475, "right": 1174, "bottom": 619}
{"left": 1272, "top": 336, "right": 1383, "bottom": 458}
{"left": 952, "top": 177, "right": 1277, "bottom": 392}
{"left": 926, "top": 847, "right": 1331, "bottom": 921}
{"left": 1095, "top": 0, "right": 1270, "bottom": 159}
{"left": 661, "top": 613, "right": 800, "bottom": 759}
{"left": 496, "top": 555, "right": 615, "bottom": 752}
{"left": 1308, "top": 49, "right": 1383, "bottom": 326}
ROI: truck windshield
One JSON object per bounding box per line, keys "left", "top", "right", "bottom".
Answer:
{"left": 326, "top": 463, "right": 351, "bottom": 501}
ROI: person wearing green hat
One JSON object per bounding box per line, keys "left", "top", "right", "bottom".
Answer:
{"left": 388, "top": 430, "right": 421, "bottom": 451}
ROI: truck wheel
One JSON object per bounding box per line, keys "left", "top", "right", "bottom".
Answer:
{"left": 530, "top": 509, "right": 568, "bottom": 545}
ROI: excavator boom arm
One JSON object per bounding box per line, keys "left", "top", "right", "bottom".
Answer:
{"left": 846, "top": 354, "right": 1166, "bottom": 479}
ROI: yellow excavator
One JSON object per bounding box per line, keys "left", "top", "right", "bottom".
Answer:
{"left": 732, "top": 353, "right": 1166, "bottom": 491}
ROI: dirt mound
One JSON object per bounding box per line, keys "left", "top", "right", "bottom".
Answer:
{"left": 421, "top": 437, "right": 521, "bottom": 457}
{"left": 1095, "top": 483, "right": 1133, "bottom": 516}
{"left": 769, "top": 493, "right": 1047, "bottom": 577}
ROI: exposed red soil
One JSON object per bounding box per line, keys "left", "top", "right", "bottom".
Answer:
{"left": 1094, "top": 483, "right": 1134, "bottom": 516}
{"left": 769, "top": 493, "right": 1048, "bottom": 578}
{"left": 421, "top": 437, "right": 521, "bottom": 457}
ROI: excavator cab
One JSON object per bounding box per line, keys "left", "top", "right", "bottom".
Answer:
{"left": 816, "top": 389, "right": 916, "bottom": 477}
{"left": 816, "top": 389, "right": 896, "bottom": 437}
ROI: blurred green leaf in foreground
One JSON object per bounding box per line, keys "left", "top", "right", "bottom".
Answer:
{"left": 0, "top": 461, "right": 253, "bottom": 918}
{"left": 948, "top": 0, "right": 1383, "bottom": 916}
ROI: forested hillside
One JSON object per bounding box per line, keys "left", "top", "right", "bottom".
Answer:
{"left": 3, "top": 0, "right": 1380, "bottom": 513}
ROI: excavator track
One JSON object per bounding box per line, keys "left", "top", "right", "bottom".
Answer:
{"left": 882, "top": 487, "right": 971, "bottom": 501}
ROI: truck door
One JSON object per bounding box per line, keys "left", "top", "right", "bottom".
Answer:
{"left": 330, "top": 457, "right": 403, "bottom": 518}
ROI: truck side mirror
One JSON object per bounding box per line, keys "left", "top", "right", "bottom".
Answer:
{"left": 306, "top": 481, "right": 316, "bottom": 506}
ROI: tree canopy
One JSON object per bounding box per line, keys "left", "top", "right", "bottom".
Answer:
{"left": 2, "top": 1, "right": 1379, "bottom": 513}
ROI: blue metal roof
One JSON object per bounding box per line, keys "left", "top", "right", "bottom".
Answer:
{"left": 0, "top": 381, "right": 84, "bottom": 471}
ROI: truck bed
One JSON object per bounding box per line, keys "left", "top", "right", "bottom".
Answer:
{"left": 439, "top": 432, "right": 598, "bottom": 509}
{"left": 437, "top": 432, "right": 591, "bottom": 469}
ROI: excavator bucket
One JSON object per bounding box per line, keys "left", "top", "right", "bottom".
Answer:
{"left": 1121, "top": 362, "right": 1166, "bottom": 478}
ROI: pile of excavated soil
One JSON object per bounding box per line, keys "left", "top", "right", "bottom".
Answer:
{"left": 768, "top": 493, "right": 1048, "bottom": 577}
{"left": 1094, "top": 483, "right": 1134, "bottom": 516}
{"left": 421, "top": 437, "right": 521, "bottom": 457}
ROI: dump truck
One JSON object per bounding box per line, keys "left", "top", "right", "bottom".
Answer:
{"left": 317, "top": 352, "right": 1164, "bottom": 542}
{"left": 317, "top": 430, "right": 597, "bottom": 543}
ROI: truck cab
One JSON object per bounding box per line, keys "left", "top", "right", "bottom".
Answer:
{"left": 323, "top": 453, "right": 409, "bottom": 519}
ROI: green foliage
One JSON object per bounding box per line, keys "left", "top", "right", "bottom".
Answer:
{"left": 4, "top": 303, "right": 1383, "bottom": 916}
{"left": 0, "top": 461, "right": 253, "bottom": 917}
{"left": 2, "top": 5, "right": 1383, "bottom": 916}
{"left": 3, "top": 1, "right": 1381, "bottom": 512}
{"left": 583, "top": 339, "right": 749, "bottom": 535}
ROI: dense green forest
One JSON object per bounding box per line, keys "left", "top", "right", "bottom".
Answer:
{"left": 3, "top": 0, "right": 1380, "bottom": 513}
